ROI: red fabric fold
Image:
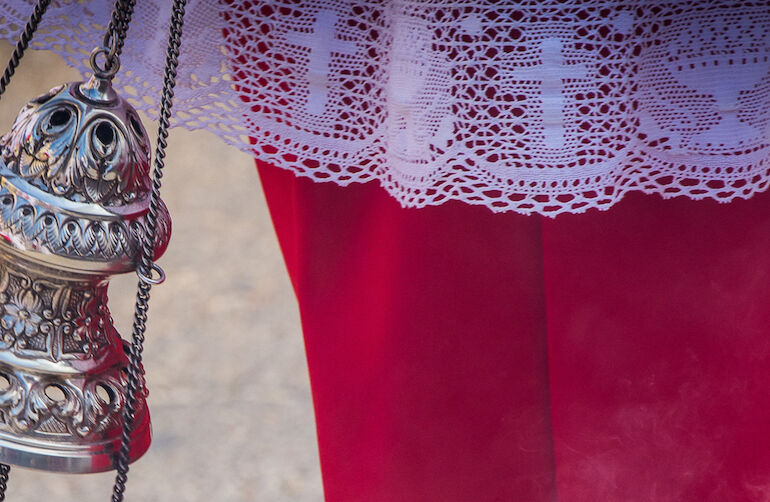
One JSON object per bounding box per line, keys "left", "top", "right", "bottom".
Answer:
{"left": 258, "top": 161, "right": 557, "bottom": 501}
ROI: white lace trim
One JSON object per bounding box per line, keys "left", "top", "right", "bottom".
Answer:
{"left": 1, "top": 0, "right": 768, "bottom": 215}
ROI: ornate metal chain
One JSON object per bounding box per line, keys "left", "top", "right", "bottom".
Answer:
{"left": 105, "top": 0, "right": 136, "bottom": 58}
{"left": 0, "top": 463, "right": 8, "bottom": 502}
{"left": 0, "top": 1, "right": 51, "bottom": 497}
{"left": 0, "top": 0, "right": 50, "bottom": 100}
{"left": 111, "top": 0, "right": 187, "bottom": 500}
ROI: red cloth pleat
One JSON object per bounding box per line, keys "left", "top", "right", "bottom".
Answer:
{"left": 258, "top": 161, "right": 557, "bottom": 502}
{"left": 257, "top": 160, "right": 770, "bottom": 502}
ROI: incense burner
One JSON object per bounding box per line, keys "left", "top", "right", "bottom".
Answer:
{"left": 0, "top": 75, "right": 170, "bottom": 472}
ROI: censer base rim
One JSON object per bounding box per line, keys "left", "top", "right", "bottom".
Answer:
{"left": 0, "top": 411, "right": 151, "bottom": 473}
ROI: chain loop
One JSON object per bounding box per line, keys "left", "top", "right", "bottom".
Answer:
{"left": 90, "top": 0, "right": 136, "bottom": 79}
{"left": 89, "top": 46, "right": 121, "bottom": 80}
{"left": 137, "top": 263, "right": 166, "bottom": 286}
{"left": 110, "top": 0, "right": 186, "bottom": 500}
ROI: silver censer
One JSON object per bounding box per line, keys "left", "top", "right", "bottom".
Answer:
{"left": 0, "top": 74, "right": 170, "bottom": 472}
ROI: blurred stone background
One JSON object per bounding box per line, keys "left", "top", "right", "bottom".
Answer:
{"left": 0, "top": 43, "right": 324, "bottom": 501}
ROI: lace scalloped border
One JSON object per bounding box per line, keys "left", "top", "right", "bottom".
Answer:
{"left": 0, "top": 0, "right": 767, "bottom": 216}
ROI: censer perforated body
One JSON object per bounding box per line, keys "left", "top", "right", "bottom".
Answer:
{"left": 0, "top": 75, "right": 170, "bottom": 473}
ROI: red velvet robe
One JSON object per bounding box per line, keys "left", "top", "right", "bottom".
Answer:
{"left": 257, "top": 160, "right": 770, "bottom": 502}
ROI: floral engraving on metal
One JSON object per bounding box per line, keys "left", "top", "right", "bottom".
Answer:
{"left": 0, "top": 264, "right": 112, "bottom": 360}
{"left": 0, "top": 81, "right": 151, "bottom": 205}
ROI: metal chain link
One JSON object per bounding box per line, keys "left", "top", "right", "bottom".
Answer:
{"left": 90, "top": 0, "right": 136, "bottom": 79}
{"left": 104, "top": 0, "right": 136, "bottom": 58}
{"left": 0, "top": 1, "right": 52, "bottom": 497}
{"left": 110, "top": 0, "right": 187, "bottom": 500}
{"left": 0, "top": 463, "right": 9, "bottom": 501}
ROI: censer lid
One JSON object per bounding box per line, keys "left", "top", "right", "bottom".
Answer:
{"left": 0, "top": 76, "right": 171, "bottom": 274}
{"left": 2, "top": 75, "right": 150, "bottom": 204}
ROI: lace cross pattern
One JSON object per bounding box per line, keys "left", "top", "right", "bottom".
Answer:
{"left": 0, "top": 0, "right": 768, "bottom": 215}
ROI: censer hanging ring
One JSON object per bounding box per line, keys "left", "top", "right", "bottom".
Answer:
{"left": 137, "top": 263, "right": 167, "bottom": 286}
{"left": 89, "top": 15, "right": 125, "bottom": 81}
{"left": 89, "top": 45, "right": 121, "bottom": 80}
